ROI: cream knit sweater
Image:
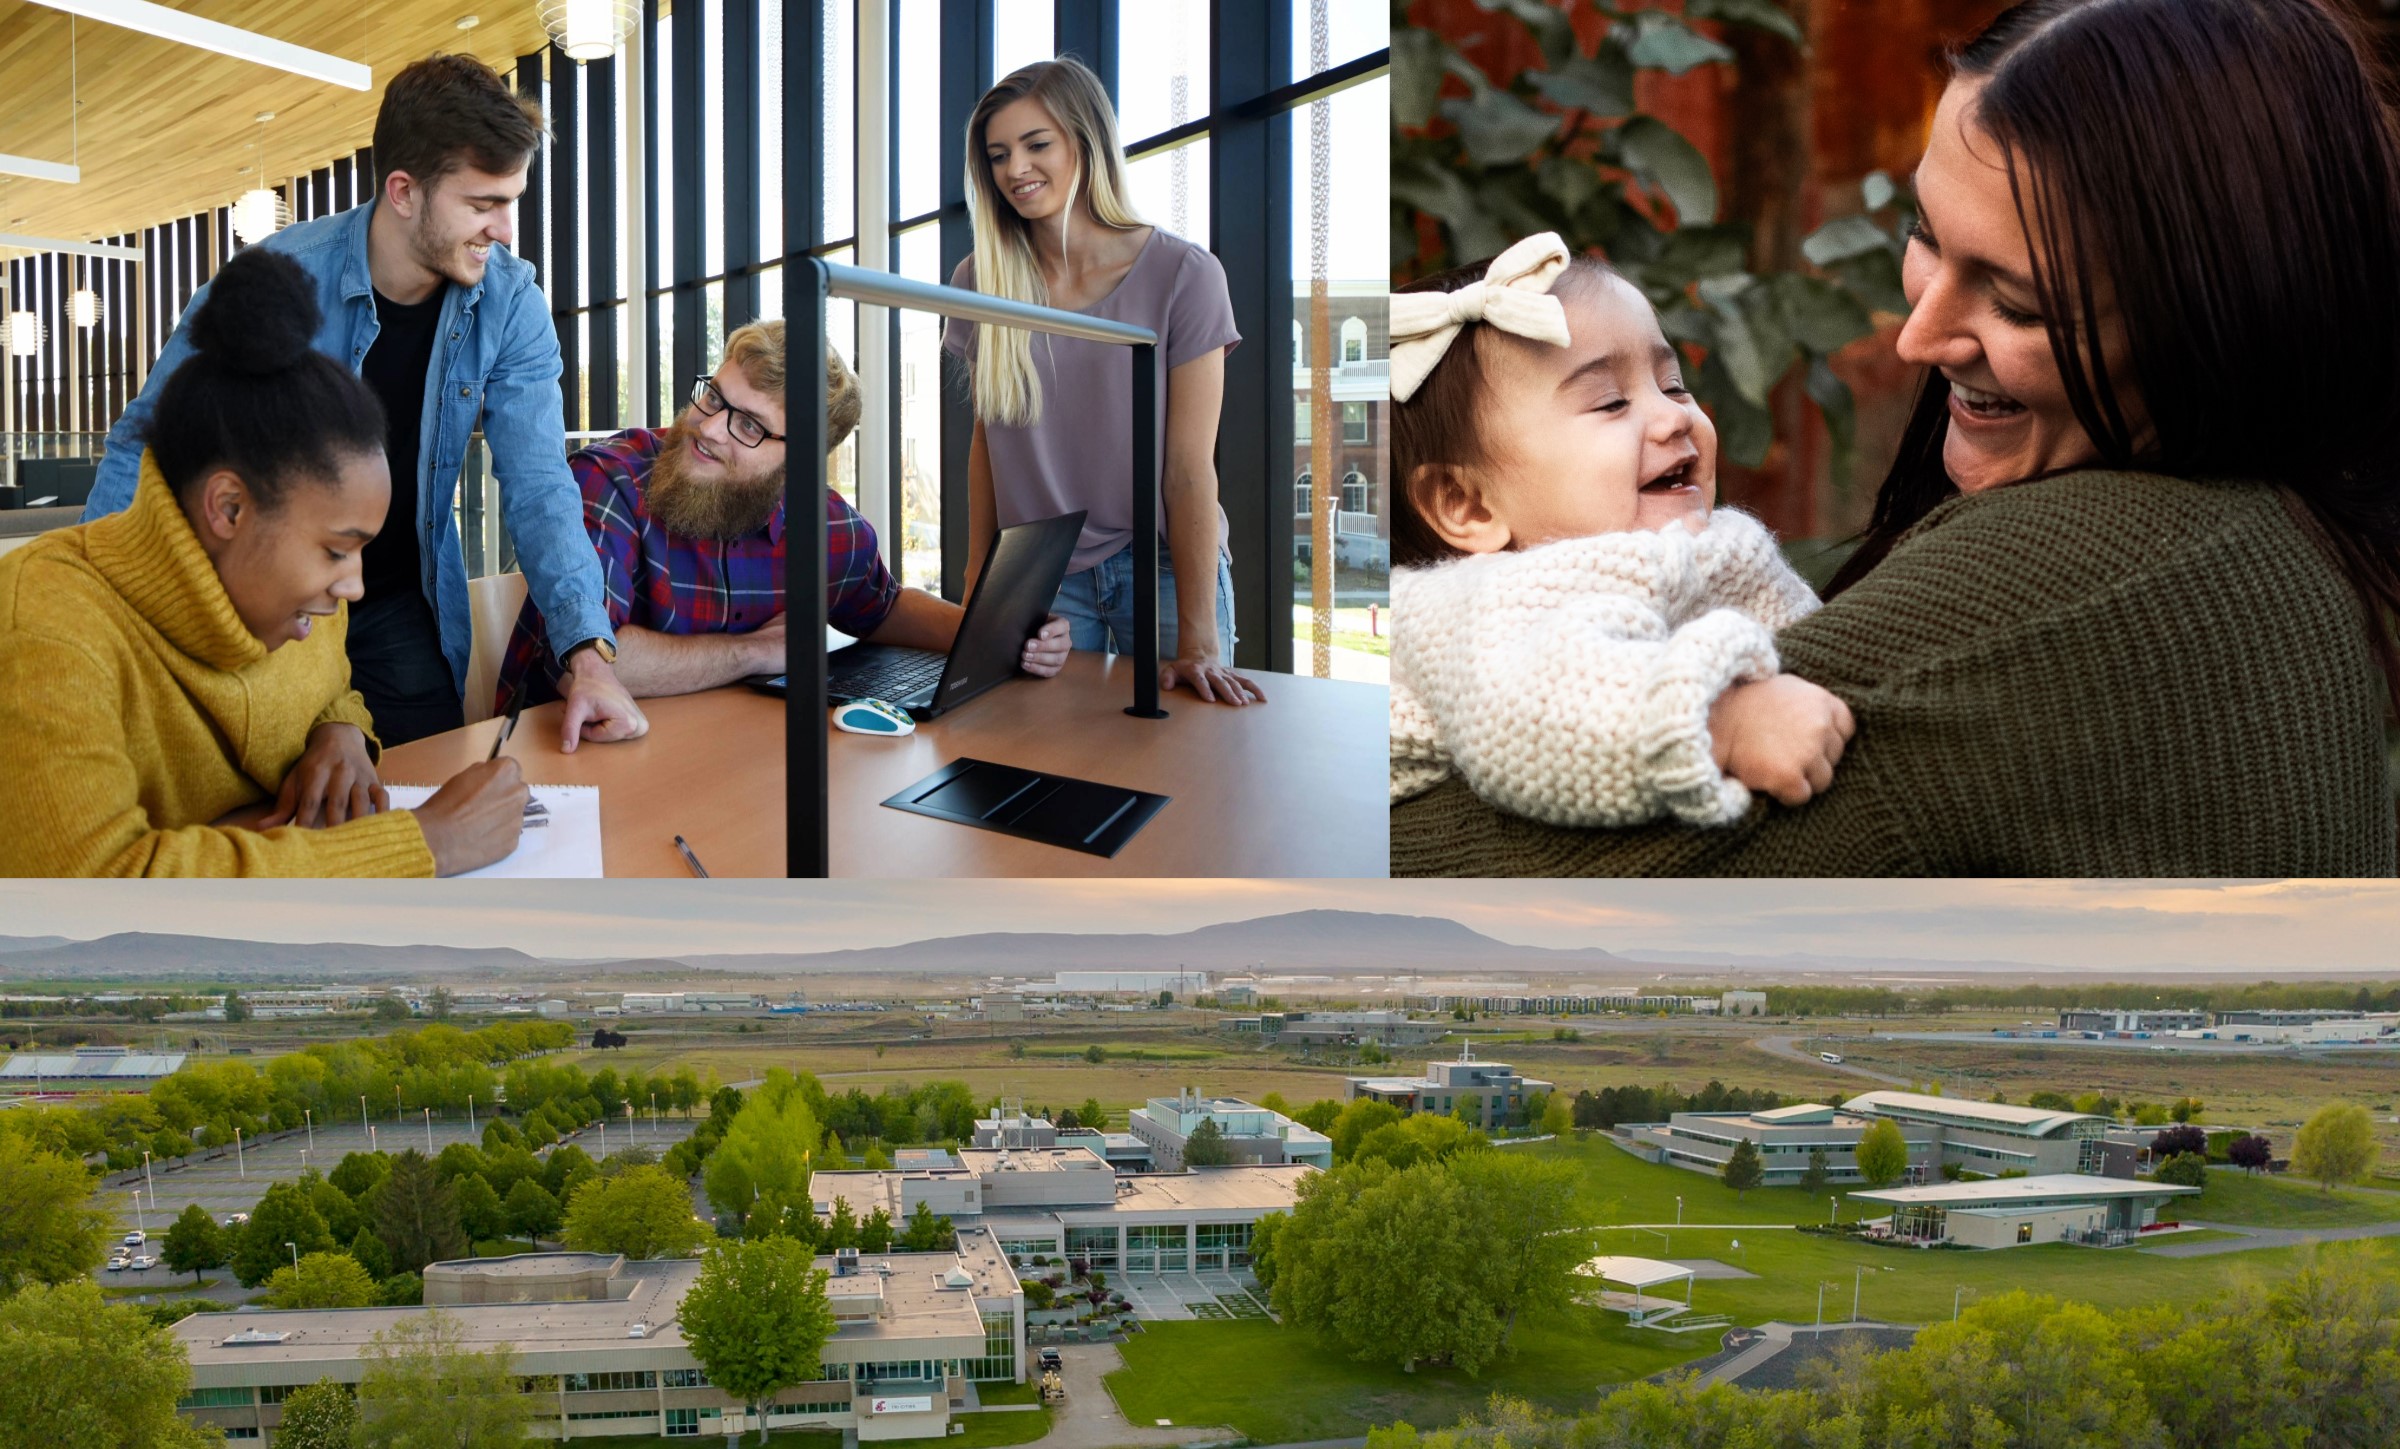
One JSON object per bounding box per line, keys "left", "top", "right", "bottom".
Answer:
{"left": 1390, "top": 508, "right": 1820, "bottom": 827}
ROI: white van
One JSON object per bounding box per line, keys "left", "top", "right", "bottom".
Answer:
{"left": 1819, "top": 1051, "right": 1844, "bottom": 1065}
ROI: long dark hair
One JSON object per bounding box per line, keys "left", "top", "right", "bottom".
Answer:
{"left": 1827, "top": 0, "right": 2400, "bottom": 703}
{"left": 148, "top": 247, "right": 386, "bottom": 510}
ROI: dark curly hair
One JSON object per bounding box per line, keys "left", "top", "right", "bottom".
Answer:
{"left": 146, "top": 247, "right": 387, "bottom": 511}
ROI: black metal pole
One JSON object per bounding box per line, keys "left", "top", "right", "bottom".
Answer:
{"left": 1127, "top": 341, "right": 1167, "bottom": 719}
{"left": 786, "top": 258, "right": 831, "bottom": 878}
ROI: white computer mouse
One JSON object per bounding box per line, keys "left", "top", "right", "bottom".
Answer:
{"left": 831, "top": 699, "right": 916, "bottom": 736}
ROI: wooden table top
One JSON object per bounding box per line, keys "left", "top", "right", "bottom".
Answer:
{"left": 379, "top": 653, "right": 1389, "bottom": 878}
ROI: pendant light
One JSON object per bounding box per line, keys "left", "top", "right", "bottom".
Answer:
{"left": 231, "top": 111, "right": 289, "bottom": 244}
{"left": 539, "top": 0, "right": 638, "bottom": 62}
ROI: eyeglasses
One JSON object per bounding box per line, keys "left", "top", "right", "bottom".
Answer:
{"left": 688, "top": 376, "right": 785, "bottom": 449}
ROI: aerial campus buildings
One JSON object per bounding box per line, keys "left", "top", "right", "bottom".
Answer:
{"left": 1622, "top": 1091, "right": 2112, "bottom": 1187}
{"left": 172, "top": 1231, "right": 1025, "bottom": 1445}
{"left": 1346, "top": 1044, "right": 1553, "bottom": 1128}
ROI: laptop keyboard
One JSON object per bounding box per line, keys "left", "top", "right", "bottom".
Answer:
{"left": 829, "top": 649, "right": 947, "bottom": 701}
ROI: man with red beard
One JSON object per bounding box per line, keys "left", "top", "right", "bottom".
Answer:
{"left": 496, "top": 321, "right": 1070, "bottom": 707}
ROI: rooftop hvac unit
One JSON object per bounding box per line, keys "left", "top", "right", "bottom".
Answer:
{"left": 835, "top": 1247, "right": 861, "bottom": 1276}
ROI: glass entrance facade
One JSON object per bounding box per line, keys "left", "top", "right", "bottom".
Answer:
{"left": 1194, "top": 1221, "right": 1254, "bottom": 1271}
{"left": 1064, "top": 1226, "right": 1120, "bottom": 1271}
{"left": 1125, "top": 1224, "right": 1190, "bottom": 1273}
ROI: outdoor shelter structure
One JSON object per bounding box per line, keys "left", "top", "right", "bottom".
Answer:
{"left": 1577, "top": 1255, "right": 1696, "bottom": 1324}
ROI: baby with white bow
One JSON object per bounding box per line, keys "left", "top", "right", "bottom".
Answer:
{"left": 1388, "top": 233, "right": 1857, "bottom": 829}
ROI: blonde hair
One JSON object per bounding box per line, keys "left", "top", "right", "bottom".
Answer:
{"left": 720, "top": 318, "right": 859, "bottom": 454}
{"left": 963, "top": 56, "right": 1146, "bottom": 427}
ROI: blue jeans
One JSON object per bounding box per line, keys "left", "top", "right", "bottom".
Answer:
{"left": 1051, "top": 547, "right": 1236, "bottom": 665}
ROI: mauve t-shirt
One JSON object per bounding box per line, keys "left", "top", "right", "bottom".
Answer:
{"left": 943, "top": 228, "right": 1241, "bottom": 575}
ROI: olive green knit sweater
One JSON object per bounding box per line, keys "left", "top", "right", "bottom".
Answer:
{"left": 1390, "top": 471, "right": 2395, "bottom": 877}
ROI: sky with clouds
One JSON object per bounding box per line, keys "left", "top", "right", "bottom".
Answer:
{"left": 0, "top": 880, "right": 2393, "bottom": 972}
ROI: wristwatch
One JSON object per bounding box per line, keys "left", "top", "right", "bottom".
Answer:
{"left": 562, "top": 636, "right": 619, "bottom": 667}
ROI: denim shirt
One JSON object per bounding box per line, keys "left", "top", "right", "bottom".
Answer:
{"left": 84, "top": 201, "right": 614, "bottom": 696}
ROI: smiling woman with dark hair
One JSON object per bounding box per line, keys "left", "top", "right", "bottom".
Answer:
{"left": 1393, "top": 0, "right": 2400, "bottom": 877}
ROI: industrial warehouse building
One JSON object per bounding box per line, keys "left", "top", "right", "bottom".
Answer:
{"left": 1346, "top": 1045, "right": 1552, "bottom": 1128}
{"left": 0, "top": 1045, "right": 186, "bottom": 1088}
{"left": 811, "top": 1146, "right": 1310, "bottom": 1275}
{"left": 1846, "top": 1175, "right": 2203, "bottom": 1248}
{"left": 1127, "top": 1088, "right": 1333, "bottom": 1170}
{"left": 171, "top": 1231, "right": 1024, "bottom": 1444}
{"left": 1621, "top": 1091, "right": 2111, "bottom": 1184}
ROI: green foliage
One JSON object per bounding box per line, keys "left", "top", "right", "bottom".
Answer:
{"left": 261, "top": 1250, "right": 380, "bottom": 1309}
{"left": 350, "top": 1226, "right": 393, "bottom": 1280}
{"left": 1393, "top": 3, "right": 1906, "bottom": 480}
{"left": 355, "top": 1309, "right": 530, "bottom": 1449}
{"left": 858, "top": 1207, "right": 895, "bottom": 1253}
{"left": 0, "top": 1137, "right": 108, "bottom": 1295}
{"left": 704, "top": 1070, "right": 825, "bottom": 1228}
{"left": 1568, "top": 1079, "right": 1783, "bottom": 1131}
{"left": 452, "top": 1175, "right": 506, "bottom": 1244}
{"left": 1720, "top": 1138, "right": 1764, "bottom": 1195}
{"left": 678, "top": 1238, "right": 837, "bottom": 1445}
{"left": 1328, "top": 1098, "right": 1406, "bottom": 1163}
{"left": 329, "top": 1149, "right": 390, "bottom": 1201}
{"left": 0, "top": 1279, "right": 220, "bottom": 1448}
{"left": 221, "top": 990, "right": 250, "bottom": 1024}
{"left": 503, "top": 1179, "right": 562, "bottom": 1247}
{"left": 2292, "top": 1103, "right": 2378, "bottom": 1192}
{"left": 1182, "top": 1117, "right": 1232, "bottom": 1167}
{"left": 560, "top": 1165, "right": 707, "bottom": 1260}
{"left": 232, "top": 1179, "right": 335, "bottom": 1288}
{"left": 898, "top": 1200, "right": 954, "bottom": 1253}
{"left": 162, "top": 1204, "right": 225, "bottom": 1287}
{"left": 271, "top": 1381, "right": 357, "bottom": 1449}
{"left": 1260, "top": 1152, "right": 1596, "bottom": 1375}
{"left": 1085, "top": 1044, "right": 1107, "bottom": 1064}
{"left": 2153, "top": 1153, "right": 2209, "bottom": 1189}
{"left": 1853, "top": 1119, "right": 1909, "bottom": 1188}
{"left": 373, "top": 1150, "right": 465, "bottom": 1276}
{"left": 1355, "top": 1114, "right": 1488, "bottom": 1170}
{"left": 1799, "top": 1146, "right": 1830, "bottom": 1197}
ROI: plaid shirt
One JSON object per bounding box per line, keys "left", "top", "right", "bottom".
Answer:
{"left": 495, "top": 427, "right": 900, "bottom": 711}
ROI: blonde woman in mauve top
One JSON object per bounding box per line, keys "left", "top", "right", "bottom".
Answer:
{"left": 942, "top": 56, "right": 1266, "bottom": 706}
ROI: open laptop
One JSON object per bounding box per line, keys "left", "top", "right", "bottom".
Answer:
{"left": 753, "top": 508, "right": 1085, "bottom": 721}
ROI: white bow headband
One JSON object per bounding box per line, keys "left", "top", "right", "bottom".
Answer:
{"left": 1389, "top": 232, "right": 1574, "bottom": 403}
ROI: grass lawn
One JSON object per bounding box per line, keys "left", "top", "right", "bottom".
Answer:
{"left": 2138, "top": 1228, "right": 2250, "bottom": 1248}
{"left": 919, "top": 1407, "right": 1054, "bottom": 1448}
{"left": 604, "top": 1431, "right": 840, "bottom": 1448}
{"left": 2178, "top": 1171, "right": 2400, "bottom": 1229}
{"left": 970, "top": 1380, "right": 1043, "bottom": 1406}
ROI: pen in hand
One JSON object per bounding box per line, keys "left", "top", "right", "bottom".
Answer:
{"left": 488, "top": 692, "right": 522, "bottom": 762}
{"left": 673, "top": 834, "right": 711, "bottom": 878}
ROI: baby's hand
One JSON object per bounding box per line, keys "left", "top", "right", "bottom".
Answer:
{"left": 1708, "top": 675, "right": 1855, "bottom": 807}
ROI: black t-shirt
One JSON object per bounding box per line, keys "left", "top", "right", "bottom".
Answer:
{"left": 357, "top": 285, "right": 448, "bottom": 605}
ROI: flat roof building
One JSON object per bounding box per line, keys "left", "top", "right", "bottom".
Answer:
{"left": 811, "top": 1146, "right": 1309, "bottom": 1277}
{"left": 1846, "top": 1174, "right": 2202, "bottom": 1248}
{"left": 0, "top": 1046, "right": 186, "bottom": 1083}
{"left": 2059, "top": 1008, "right": 2207, "bottom": 1033}
{"left": 172, "top": 1231, "right": 1024, "bottom": 1445}
{"left": 1127, "top": 1087, "right": 1332, "bottom": 1171}
{"left": 1622, "top": 1092, "right": 2110, "bottom": 1184}
{"left": 1347, "top": 1044, "right": 1552, "bottom": 1128}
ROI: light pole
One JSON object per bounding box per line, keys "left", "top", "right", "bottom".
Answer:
{"left": 423, "top": 1107, "right": 433, "bottom": 1153}
{"left": 598, "top": 1120, "right": 608, "bottom": 1159}
{"left": 468, "top": 1096, "right": 476, "bottom": 1136}
{"left": 303, "top": 1109, "right": 313, "bottom": 1154}
{"left": 142, "top": 1150, "right": 155, "bottom": 1210}
{"left": 234, "top": 1127, "right": 245, "bottom": 1178}
{"left": 1853, "top": 1266, "right": 1863, "bottom": 1323}
{"left": 651, "top": 1093, "right": 658, "bottom": 1138}
{"left": 132, "top": 1190, "right": 146, "bottom": 1239}
{"left": 395, "top": 1085, "right": 403, "bottom": 1122}
{"left": 368, "top": 1124, "right": 378, "bottom": 1153}
{"left": 1954, "top": 1285, "right": 1967, "bottom": 1321}
{"left": 361, "top": 1096, "right": 368, "bottom": 1133}
{"left": 1675, "top": 1195, "right": 1683, "bottom": 1226}
{"left": 287, "top": 1241, "right": 299, "bottom": 1272}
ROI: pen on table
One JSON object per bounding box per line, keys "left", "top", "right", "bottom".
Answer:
{"left": 673, "top": 835, "right": 711, "bottom": 879}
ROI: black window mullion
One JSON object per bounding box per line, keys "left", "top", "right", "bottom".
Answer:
{"left": 588, "top": 55, "right": 620, "bottom": 431}
{"left": 643, "top": 0, "right": 662, "bottom": 426}
{"left": 722, "top": 0, "right": 760, "bottom": 330}
{"left": 1054, "top": 0, "right": 1117, "bottom": 101}
{"left": 885, "top": 0, "right": 903, "bottom": 576}
{"left": 936, "top": 0, "right": 993, "bottom": 603}
{"left": 554, "top": 50, "right": 583, "bottom": 433}
{"left": 333, "top": 156, "right": 354, "bottom": 212}
{"left": 313, "top": 166, "right": 333, "bottom": 220}
{"left": 671, "top": 0, "right": 706, "bottom": 391}
{"left": 517, "top": 55, "right": 549, "bottom": 294}
{"left": 1210, "top": 0, "right": 1294, "bottom": 673}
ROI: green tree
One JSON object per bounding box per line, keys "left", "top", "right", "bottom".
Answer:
{"left": 427, "top": 986, "right": 455, "bottom": 1022}
{"left": 261, "top": 1250, "right": 380, "bottom": 1309}
{"left": 859, "top": 1207, "right": 895, "bottom": 1253}
{"left": 161, "top": 1203, "right": 225, "bottom": 1287}
{"left": 272, "top": 1380, "right": 358, "bottom": 1449}
{"left": 0, "top": 1137, "right": 108, "bottom": 1295}
{"left": 679, "top": 1237, "right": 838, "bottom": 1444}
{"left": 2291, "top": 1104, "right": 2377, "bottom": 1192}
{"left": 221, "top": 990, "right": 250, "bottom": 1023}
{"left": 350, "top": 1226, "right": 393, "bottom": 1280}
{"left": 1328, "top": 1098, "right": 1406, "bottom": 1162}
{"left": 1077, "top": 1097, "right": 1106, "bottom": 1129}
{"left": 1355, "top": 1114, "right": 1487, "bottom": 1170}
{"left": 1448, "top": 1150, "right": 1598, "bottom": 1352}
{"left": 1539, "top": 1091, "right": 1574, "bottom": 1137}
{"left": 329, "top": 1150, "right": 390, "bottom": 1202}
{"left": 374, "top": 1150, "right": 466, "bottom": 1276}
{"left": 503, "top": 1180, "right": 562, "bottom": 1248}
{"left": 703, "top": 1070, "right": 824, "bottom": 1228}
{"left": 897, "top": 1200, "right": 953, "bottom": 1252}
{"left": 560, "top": 1166, "right": 707, "bottom": 1260}
{"left": 354, "top": 1309, "right": 530, "bottom": 1449}
{"left": 1182, "top": 1117, "right": 1232, "bottom": 1167}
{"left": 1720, "top": 1139, "right": 1764, "bottom": 1196}
{"left": 0, "top": 1279, "right": 219, "bottom": 1448}
{"left": 232, "top": 1179, "right": 335, "bottom": 1288}
{"left": 453, "top": 1175, "right": 506, "bottom": 1246}
{"left": 1084, "top": 1044, "right": 1106, "bottom": 1064}
{"left": 1854, "top": 1119, "right": 1910, "bottom": 1188}
{"left": 1799, "top": 1147, "right": 1830, "bottom": 1196}
{"left": 2152, "top": 1152, "right": 2208, "bottom": 1189}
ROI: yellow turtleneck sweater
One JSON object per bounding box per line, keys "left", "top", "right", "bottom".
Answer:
{"left": 0, "top": 454, "right": 435, "bottom": 876}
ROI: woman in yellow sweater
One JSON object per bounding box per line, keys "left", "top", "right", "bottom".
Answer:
{"left": 0, "top": 249, "right": 529, "bottom": 876}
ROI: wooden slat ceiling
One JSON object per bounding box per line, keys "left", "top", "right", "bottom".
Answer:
{"left": 0, "top": 0, "right": 556, "bottom": 249}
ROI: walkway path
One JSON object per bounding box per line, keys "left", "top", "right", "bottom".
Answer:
{"left": 2138, "top": 1218, "right": 2400, "bottom": 1258}
{"left": 1041, "top": 1343, "right": 1232, "bottom": 1449}
{"left": 1693, "top": 1321, "right": 1908, "bottom": 1388}
{"left": 1748, "top": 1037, "right": 1909, "bottom": 1087}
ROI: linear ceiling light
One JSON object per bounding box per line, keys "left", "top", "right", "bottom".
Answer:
{"left": 26, "top": 0, "right": 371, "bottom": 91}
{"left": 0, "top": 234, "right": 143, "bottom": 261}
{"left": 0, "top": 154, "right": 81, "bottom": 184}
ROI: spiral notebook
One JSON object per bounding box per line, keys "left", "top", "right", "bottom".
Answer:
{"left": 383, "top": 783, "right": 604, "bottom": 879}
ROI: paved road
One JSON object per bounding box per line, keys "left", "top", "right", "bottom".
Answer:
{"left": 1694, "top": 1321, "right": 1907, "bottom": 1388}
{"left": 1042, "top": 1343, "right": 1232, "bottom": 1449}
{"left": 1749, "top": 1036, "right": 1909, "bottom": 1087}
{"left": 2139, "top": 1218, "right": 2400, "bottom": 1257}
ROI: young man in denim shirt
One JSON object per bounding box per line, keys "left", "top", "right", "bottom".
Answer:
{"left": 86, "top": 55, "right": 643, "bottom": 753}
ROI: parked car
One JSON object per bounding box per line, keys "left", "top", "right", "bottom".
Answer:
{"left": 1036, "top": 1348, "right": 1062, "bottom": 1373}
{"left": 122, "top": 1231, "right": 146, "bottom": 1247}
{"left": 105, "top": 1255, "right": 130, "bottom": 1272}
{"left": 223, "top": 1212, "right": 250, "bottom": 1227}
{"left": 130, "top": 1255, "right": 156, "bottom": 1271}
